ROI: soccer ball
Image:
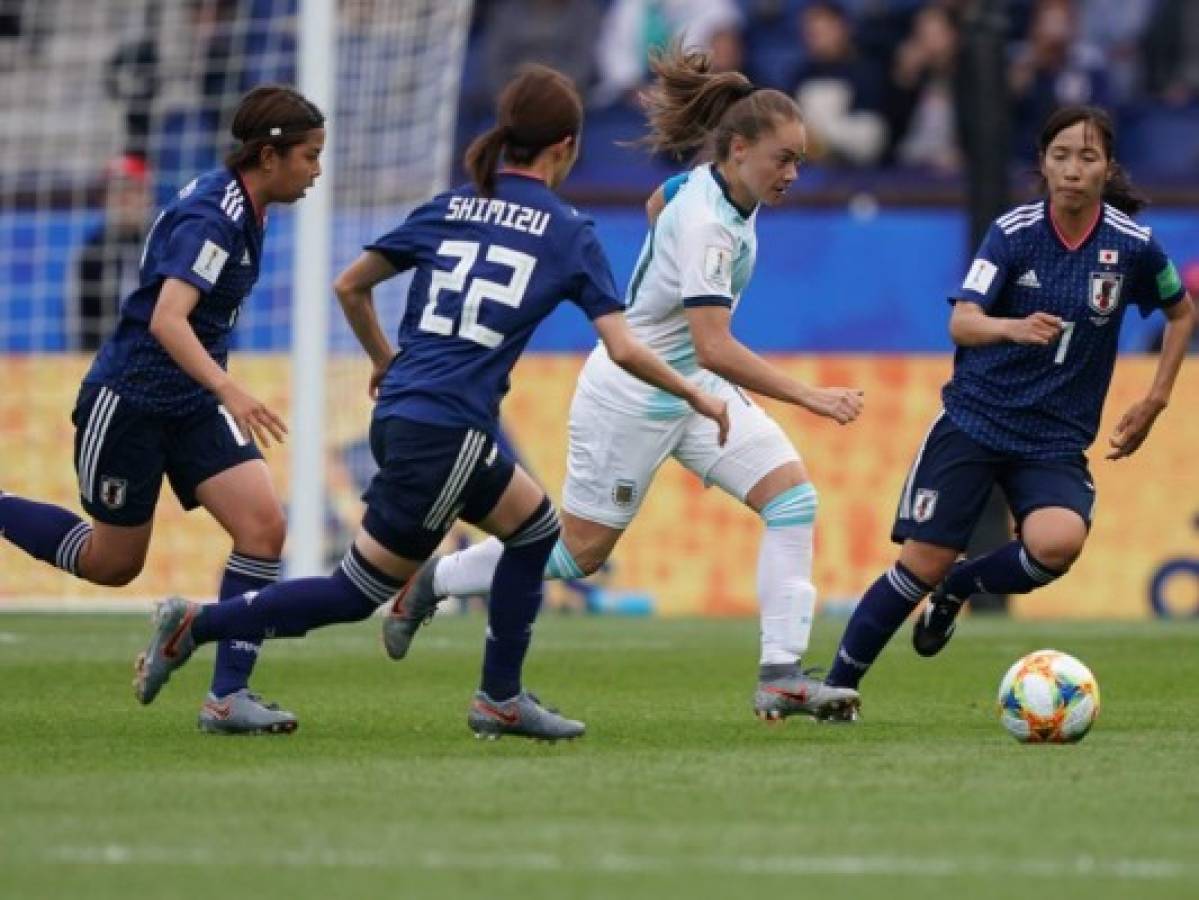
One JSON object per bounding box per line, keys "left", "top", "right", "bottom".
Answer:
{"left": 996, "top": 649, "right": 1100, "bottom": 744}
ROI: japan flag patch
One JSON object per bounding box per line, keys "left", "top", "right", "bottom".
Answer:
{"left": 1099, "top": 249, "right": 1119, "bottom": 265}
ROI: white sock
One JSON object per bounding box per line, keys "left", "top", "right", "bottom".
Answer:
{"left": 433, "top": 535, "right": 581, "bottom": 598}
{"left": 757, "top": 485, "right": 819, "bottom": 666}
{"left": 433, "top": 537, "right": 505, "bottom": 597}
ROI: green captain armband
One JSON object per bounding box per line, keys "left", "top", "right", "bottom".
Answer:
{"left": 1157, "top": 261, "right": 1183, "bottom": 300}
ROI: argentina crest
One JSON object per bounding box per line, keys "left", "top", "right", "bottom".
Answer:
{"left": 1088, "top": 271, "right": 1123, "bottom": 316}
{"left": 611, "top": 479, "right": 638, "bottom": 508}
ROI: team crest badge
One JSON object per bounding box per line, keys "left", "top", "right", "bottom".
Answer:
{"left": 612, "top": 479, "right": 638, "bottom": 508}
{"left": 1089, "top": 272, "right": 1123, "bottom": 316}
{"left": 99, "top": 476, "right": 128, "bottom": 510}
{"left": 913, "top": 489, "right": 938, "bottom": 523}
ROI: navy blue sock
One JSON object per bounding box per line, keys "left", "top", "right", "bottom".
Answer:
{"left": 481, "top": 500, "right": 559, "bottom": 701}
{"left": 827, "top": 563, "right": 931, "bottom": 689}
{"left": 944, "top": 540, "right": 1062, "bottom": 598}
{"left": 192, "top": 546, "right": 401, "bottom": 645}
{"left": 209, "top": 552, "right": 281, "bottom": 698}
{"left": 0, "top": 493, "right": 92, "bottom": 576}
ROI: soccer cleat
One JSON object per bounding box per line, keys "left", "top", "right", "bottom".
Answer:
{"left": 381, "top": 555, "right": 442, "bottom": 661}
{"left": 816, "top": 701, "right": 862, "bottom": 724}
{"left": 467, "top": 690, "right": 585, "bottom": 742}
{"left": 133, "top": 597, "right": 198, "bottom": 705}
{"left": 913, "top": 571, "right": 968, "bottom": 658}
{"left": 198, "top": 688, "right": 298, "bottom": 735}
{"left": 753, "top": 669, "right": 861, "bottom": 722}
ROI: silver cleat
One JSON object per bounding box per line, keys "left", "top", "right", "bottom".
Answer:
{"left": 467, "top": 691, "right": 585, "bottom": 742}
{"left": 754, "top": 669, "right": 860, "bottom": 722}
{"left": 382, "top": 555, "right": 442, "bottom": 661}
{"left": 198, "top": 689, "right": 298, "bottom": 735}
{"left": 133, "top": 597, "right": 198, "bottom": 705}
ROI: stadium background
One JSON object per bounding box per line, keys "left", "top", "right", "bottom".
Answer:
{"left": 1, "top": 0, "right": 1196, "bottom": 619}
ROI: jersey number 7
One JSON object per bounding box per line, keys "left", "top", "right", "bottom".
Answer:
{"left": 1054, "top": 321, "right": 1076, "bottom": 365}
{"left": 419, "top": 240, "right": 537, "bottom": 348}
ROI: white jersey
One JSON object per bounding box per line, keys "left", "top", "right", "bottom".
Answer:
{"left": 577, "top": 163, "right": 758, "bottom": 418}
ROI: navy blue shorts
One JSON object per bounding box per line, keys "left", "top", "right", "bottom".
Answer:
{"left": 72, "top": 384, "right": 263, "bottom": 526}
{"left": 891, "top": 413, "right": 1096, "bottom": 550}
{"left": 362, "top": 416, "right": 516, "bottom": 561}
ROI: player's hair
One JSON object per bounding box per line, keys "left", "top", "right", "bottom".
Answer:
{"left": 224, "top": 85, "right": 325, "bottom": 171}
{"left": 638, "top": 43, "right": 801, "bottom": 160}
{"left": 1037, "top": 105, "right": 1147, "bottom": 216}
{"left": 465, "top": 64, "right": 583, "bottom": 196}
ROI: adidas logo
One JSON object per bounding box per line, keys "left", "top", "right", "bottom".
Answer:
{"left": 1016, "top": 270, "right": 1041, "bottom": 288}
{"left": 240, "top": 250, "right": 251, "bottom": 266}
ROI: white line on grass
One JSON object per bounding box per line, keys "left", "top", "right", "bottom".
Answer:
{"left": 42, "top": 845, "right": 1196, "bottom": 881}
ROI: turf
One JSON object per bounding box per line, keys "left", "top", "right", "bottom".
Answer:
{"left": 1, "top": 613, "right": 1197, "bottom": 899}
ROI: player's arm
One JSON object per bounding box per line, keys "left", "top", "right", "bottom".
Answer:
{"left": 674, "top": 216, "right": 861, "bottom": 424}
{"left": 685, "top": 305, "right": 862, "bottom": 424}
{"left": 949, "top": 300, "right": 1063, "bottom": 347}
{"left": 950, "top": 225, "right": 1061, "bottom": 347}
{"left": 592, "top": 311, "right": 729, "bottom": 445}
{"left": 149, "top": 277, "right": 286, "bottom": 446}
{"left": 1107, "top": 291, "right": 1195, "bottom": 460}
{"left": 333, "top": 251, "right": 400, "bottom": 397}
{"left": 645, "top": 185, "right": 667, "bottom": 224}
{"left": 645, "top": 173, "right": 689, "bottom": 225}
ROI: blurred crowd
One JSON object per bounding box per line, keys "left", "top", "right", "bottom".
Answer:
{"left": 2, "top": 0, "right": 1195, "bottom": 352}
{"left": 462, "top": 0, "right": 1199, "bottom": 178}
{"left": 3, "top": 0, "right": 1195, "bottom": 194}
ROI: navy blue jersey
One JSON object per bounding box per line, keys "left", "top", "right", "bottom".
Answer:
{"left": 366, "top": 173, "right": 625, "bottom": 431}
{"left": 943, "top": 201, "right": 1185, "bottom": 459}
{"left": 84, "top": 169, "right": 263, "bottom": 415}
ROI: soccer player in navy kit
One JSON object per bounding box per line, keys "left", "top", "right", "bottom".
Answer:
{"left": 0, "top": 86, "right": 325, "bottom": 734}
{"left": 132, "top": 65, "right": 729, "bottom": 741}
{"left": 823, "top": 105, "right": 1195, "bottom": 714}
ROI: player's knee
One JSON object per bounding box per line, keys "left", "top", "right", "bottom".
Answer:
{"left": 899, "top": 541, "right": 959, "bottom": 586}
{"left": 558, "top": 523, "right": 614, "bottom": 576}
{"left": 234, "top": 506, "right": 287, "bottom": 557}
{"left": 261, "top": 510, "right": 287, "bottom": 556}
{"left": 503, "top": 498, "right": 560, "bottom": 553}
{"left": 572, "top": 548, "right": 607, "bottom": 577}
{"left": 759, "top": 482, "right": 818, "bottom": 528}
{"left": 1022, "top": 538, "right": 1080, "bottom": 575}
{"left": 558, "top": 533, "right": 608, "bottom": 576}
{"left": 90, "top": 559, "right": 145, "bottom": 587}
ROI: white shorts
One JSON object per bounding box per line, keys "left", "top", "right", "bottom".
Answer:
{"left": 562, "top": 379, "right": 800, "bottom": 529}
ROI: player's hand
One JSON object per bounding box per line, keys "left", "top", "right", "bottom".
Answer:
{"left": 1008, "top": 312, "right": 1063, "bottom": 345}
{"left": 1105, "top": 396, "right": 1166, "bottom": 460}
{"left": 690, "top": 392, "right": 730, "bottom": 446}
{"left": 216, "top": 381, "right": 287, "bottom": 448}
{"left": 802, "top": 386, "right": 864, "bottom": 425}
{"left": 368, "top": 353, "right": 398, "bottom": 400}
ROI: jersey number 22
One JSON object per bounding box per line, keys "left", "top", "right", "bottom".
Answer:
{"left": 420, "top": 240, "right": 536, "bottom": 348}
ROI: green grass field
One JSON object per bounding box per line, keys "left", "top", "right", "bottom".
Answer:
{"left": 1, "top": 612, "right": 1197, "bottom": 899}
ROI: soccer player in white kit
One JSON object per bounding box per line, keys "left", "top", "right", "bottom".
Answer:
{"left": 384, "top": 46, "right": 864, "bottom": 721}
